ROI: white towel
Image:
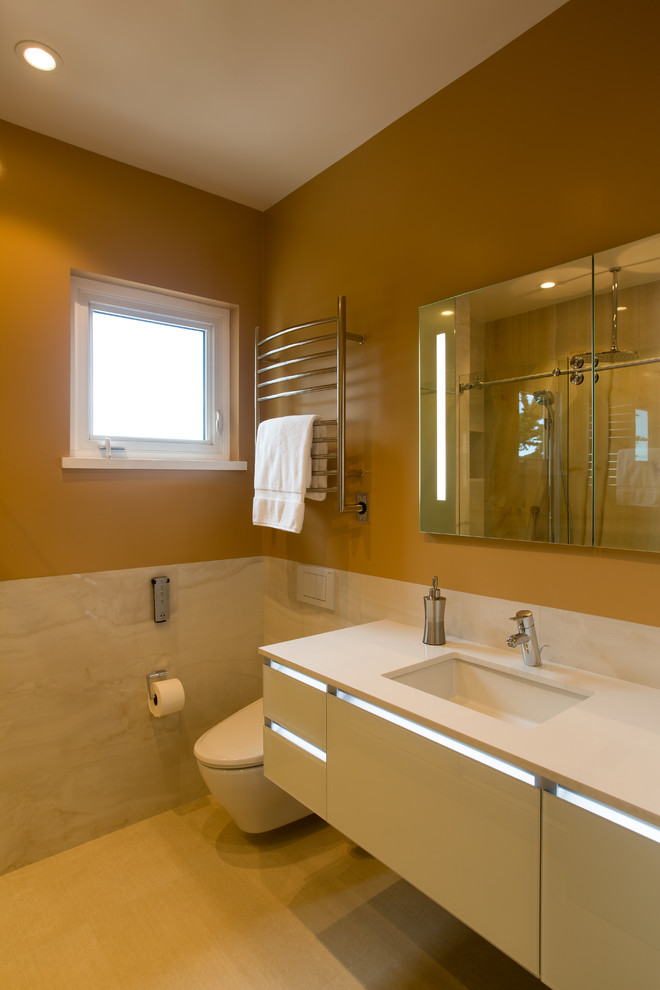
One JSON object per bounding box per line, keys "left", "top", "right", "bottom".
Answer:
{"left": 616, "top": 448, "right": 660, "bottom": 506}
{"left": 253, "top": 415, "right": 318, "bottom": 533}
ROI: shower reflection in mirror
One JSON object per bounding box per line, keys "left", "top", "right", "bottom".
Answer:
{"left": 518, "top": 388, "right": 573, "bottom": 544}
{"left": 420, "top": 231, "right": 660, "bottom": 552}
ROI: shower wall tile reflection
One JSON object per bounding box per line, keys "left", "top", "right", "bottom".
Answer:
{"left": 480, "top": 294, "right": 592, "bottom": 545}
{"left": 481, "top": 278, "right": 660, "bottom": 550}
{"left": 0, "top": 558, "right": 263, "bottom": 875}
{"left": 593, "top": 281, "right": 660, "bottom": 550}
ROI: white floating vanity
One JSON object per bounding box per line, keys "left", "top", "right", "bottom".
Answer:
{"left": 261, "top": 620, "right": 660, "bottom": 989}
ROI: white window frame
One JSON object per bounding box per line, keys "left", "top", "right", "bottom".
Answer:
{"left": 64, "top": 274, "right": 245, "bottom": 471}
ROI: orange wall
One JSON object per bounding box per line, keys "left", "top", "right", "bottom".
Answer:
{"left": 262, "top": 0, "right": 660, "bottom": 625}
{"left": 5, "top": 0, "right": 660, "bottom": 627}
{"left": 0, "top": 121, "right": 262, "bottom": 579}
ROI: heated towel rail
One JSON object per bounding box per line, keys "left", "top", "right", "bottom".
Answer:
{"left": 255, "top": 296, "right": 366, "bottom": 514}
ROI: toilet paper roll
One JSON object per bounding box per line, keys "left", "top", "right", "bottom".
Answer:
{"left": 148, "top": 678, "right": 185, "bottom": 717}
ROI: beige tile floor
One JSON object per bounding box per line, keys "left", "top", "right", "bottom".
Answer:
{"left": 0, "top": 797, "right": 545, "bottom": 989}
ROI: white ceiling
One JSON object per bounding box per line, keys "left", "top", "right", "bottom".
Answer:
{"left": 1, "top": 0, "right": 566, "bottom": 210}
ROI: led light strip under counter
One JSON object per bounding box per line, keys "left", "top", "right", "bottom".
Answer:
{"left": 267, "top": 660, "right": 327, "bottom": 692}
{"left": 334, "top": 689, "right": 536, "bottom": 785}
{"left": 266, "top": 721, "right": 327, "bottom": 762}
{"left": 554, "top": 785, "right": 660, "bottom": 845}
{"left": 265, "top": 662, "right": 660, "bottom": 843}
{"left": 334, "top": 691, "right": 660, "bottom": 841}
{"left": 264, "top": 659, "right": 328, "bottom": 761}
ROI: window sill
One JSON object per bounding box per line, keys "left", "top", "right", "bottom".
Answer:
{"left": 61, "top": 457, "right": 248, "bottom": 472}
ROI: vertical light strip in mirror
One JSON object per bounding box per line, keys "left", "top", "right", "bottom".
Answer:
{"left": 436, "top": 332, "right": 446, "bottom": 500}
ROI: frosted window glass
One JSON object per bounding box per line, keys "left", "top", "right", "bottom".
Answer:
{"left": 91, "top": 312, "right": 206, "bottom": 441}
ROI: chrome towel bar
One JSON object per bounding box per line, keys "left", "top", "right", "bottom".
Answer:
{"left": 255, "top": 296, "right": 365, "bottom": 515}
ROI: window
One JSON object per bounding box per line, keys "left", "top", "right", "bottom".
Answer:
{"left": 518, "top": 391, "right": 546, "bottom": 459}
{"left": 635, "top": 408, "right": 649, "bottom": 462}
{"left": 64, "top": 274, "right": 243, "bottom": 470}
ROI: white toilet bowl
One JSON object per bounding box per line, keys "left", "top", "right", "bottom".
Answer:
{"left": 194, "top": 698, "right": 311, "bottom": 833}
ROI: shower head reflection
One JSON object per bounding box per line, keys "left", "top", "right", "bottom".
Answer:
{"left": 533, "top": 389, "right": 555, "bottom": 406}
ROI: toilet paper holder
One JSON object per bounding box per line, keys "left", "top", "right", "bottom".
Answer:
{"left": 146, "top": 669, "right": 168, "bottom": 703}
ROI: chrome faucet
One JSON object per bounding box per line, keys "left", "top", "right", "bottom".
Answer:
{"left": 506, "top": 609, "right": 542, "bottom": 667}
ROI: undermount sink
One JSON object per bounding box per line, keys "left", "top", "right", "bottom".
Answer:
{"left": 385, "top": 655, "right": 589, "bottom": 728}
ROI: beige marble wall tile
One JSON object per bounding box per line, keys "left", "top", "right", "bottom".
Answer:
{"left": 356, "top": 573, "right": 426, "bottom": 628}
{"left": 538, "top": 604, "right": 660, "bottom": 688}
{"left": 0, "top": 571, "right": 139, "bottom": 689}
{"left": 262, "top": 557, "right": 299, "bottom": 644}
{"left": 178, "top": 557, "right": 265, "bottom": 724}
{"left": 178, "top": 558, "right": 263, "bottom": 665}
{"left": 263, "top": 557, "right": 660, "bottom": 691}
{"left": 1, "top": 557, "right": 265, "bottom": 875}
{"left": 5, "top": 553, "right": 660, "bottom": 876}
{"left": 262, "top": 557, "right": 353, "bottom": 646}
{"left": 444, "top": 588, "right": 538, "bottom": 650}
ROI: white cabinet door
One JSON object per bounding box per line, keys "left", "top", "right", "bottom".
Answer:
{"left": 326, "top": 694, "right": 540, "bottom": 974}
{"left": 542, "top": 791, "right": 660, "bottom": 989}
{"left": 262, "top": 725, "right": 326, "bottom": 818}
{"left": 262, "top": 661, "right": 327, "bottom": 818}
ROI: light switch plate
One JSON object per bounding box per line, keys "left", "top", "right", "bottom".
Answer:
{"left": 296, "top": 565, "right": 336, "bottom": 611}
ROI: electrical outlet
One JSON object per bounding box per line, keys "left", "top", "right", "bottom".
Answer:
{"left": 356, "top": 492, "right": 369, "bottom": 524}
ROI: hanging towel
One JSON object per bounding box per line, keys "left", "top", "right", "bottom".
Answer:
{"left": 616, "top": 448, "right": 660, "bottom": 506}
{"left": 253, "top": 415, "right": 319, "bottom": 533}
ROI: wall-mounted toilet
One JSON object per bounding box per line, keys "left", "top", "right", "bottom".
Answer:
{"left": 194, "top": 698, "right": 311, "bottom": 833}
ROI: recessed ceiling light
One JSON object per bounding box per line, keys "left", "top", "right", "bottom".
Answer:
{"left": 540, "top": 281, "right": 556, "bottom": 289}
{"left": 15, "top": 41, "right": 62, "bottom": 71}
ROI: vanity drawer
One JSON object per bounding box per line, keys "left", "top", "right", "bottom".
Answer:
{"left": 263, "top": 723, "right": 326, "bottom": 818}
{"left": 262, "top": 659, "right": 327, "bottom": 750}
{"left": 541, "top": 791, "right": 660, "bottom": 989}
{"left": 327, "top": 692, "right": 540, "bottom": 975}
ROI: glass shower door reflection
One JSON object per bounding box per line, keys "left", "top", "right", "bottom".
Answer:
{"left": 478, "top": 368, "right": 586, "bottom": 545}
{"left": 591, "top": 247, "right": 660, "bottom": 551}
{"left": 420, "top": 231, "right": 660, "bottom": 551}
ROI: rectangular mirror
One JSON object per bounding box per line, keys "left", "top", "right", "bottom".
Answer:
{"left": 420, "top": 232, "right": 660, "bottom": 551}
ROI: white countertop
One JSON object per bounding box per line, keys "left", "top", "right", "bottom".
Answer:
{"left": 260, "top": 620, "right": 660, "bottom": 828}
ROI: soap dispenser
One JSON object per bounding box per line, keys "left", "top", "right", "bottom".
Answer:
{"left": 423, "top": 577, "right": 446, "bottom": 645}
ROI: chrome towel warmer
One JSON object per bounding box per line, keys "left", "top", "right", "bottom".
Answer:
{"left": 255, "top": 296, "right": 366, "bottom": 514}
